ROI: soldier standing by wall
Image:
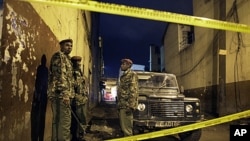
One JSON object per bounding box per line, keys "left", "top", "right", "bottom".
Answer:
{"left": 70, "top": 56, "right": 89, "bottom": 141}
{"left": 47, "top": 39, "right": 75, "bottom": 141}
{"left": 117, "top": 58, "right": 139, "bottom": 136}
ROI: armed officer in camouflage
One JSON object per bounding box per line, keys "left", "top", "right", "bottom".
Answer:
{"left": 47, "top": 39, "right": 75, "bottom": 141}
{"left": 117, "top": 58, "right": 139, "bottom": 136}
{"left": 70, "top": 56, "right": 88, "bottom": 141}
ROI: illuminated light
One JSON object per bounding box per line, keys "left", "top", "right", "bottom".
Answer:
{"left": 196, "top": 102, "right": 200, "bottom": 106}
{"left": 137, "top": 103, "right": 146, "bottom": 111}
{"left": 196, "top": 109, "right": 200, "bottom": 113}
{"left": 185, "top": 104, "right": 193, "bottom": 112}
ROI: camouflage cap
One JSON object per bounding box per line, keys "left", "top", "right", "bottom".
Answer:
{"left": 71, "top": 56, "right": 82, "bottom": 62}
{"left": 121, "top": 58, "right": 133, "bottom": 64}
{"left": 59, "top": 38, "right": 73, "bottom": 45}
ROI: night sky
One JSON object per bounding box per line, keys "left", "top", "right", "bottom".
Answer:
{"left": 99, "top": 0, "right": 193, "bottom": 78}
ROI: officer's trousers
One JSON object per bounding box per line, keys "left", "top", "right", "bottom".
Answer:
{"left": 75, "top": 104, "right": 87, "bottom": 130}
{"left": 71, "top": 100, "right": 87, "bottom": 140}
{"left": 119, "top": 108, "right": 133, "bottom": 136}
{"left": 51, "top": 99, "right": 71, "bottom": 141}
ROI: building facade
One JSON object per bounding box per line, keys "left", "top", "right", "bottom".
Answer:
{"left": 0, "top": 0, "right": 101, "bottom": 140}
{"left": 163, "top": 0, "right": 250, "bottom": 116}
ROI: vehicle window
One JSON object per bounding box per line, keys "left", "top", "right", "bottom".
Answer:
{"left": 138, "top": 74, "right": 177, "bottom": 88}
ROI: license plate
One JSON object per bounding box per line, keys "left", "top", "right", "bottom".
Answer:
{"left": 155, "top": 121, "right": 180, "bottom": 127}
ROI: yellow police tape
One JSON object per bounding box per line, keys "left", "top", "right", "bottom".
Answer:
{"left": 20, "top": 0, "right": 250, "bottom": 140}
{"left": 22, "top": 0, "right": 250, "bottom": 33}
{"left": 105, "top": 110, "right": 250, "bottom": 141}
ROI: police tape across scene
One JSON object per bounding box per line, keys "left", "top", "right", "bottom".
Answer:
{"left": 105, "top": 110, "right": 250, "bottom": 141}
{"left": 22, "top": 0, "right": 250, "bottom": 33}
{"left": 21, "top": 0, "right": 250, "bottom": 140}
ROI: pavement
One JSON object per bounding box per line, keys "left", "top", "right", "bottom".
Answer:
{"left": 83, "top": 101, "right": 244, "bottom": 141}
{"left": 199, "top": 116, "right": 230, "bottom": 141}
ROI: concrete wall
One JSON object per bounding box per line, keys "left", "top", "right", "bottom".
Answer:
{"left": 163, "top": 24, "right": 180, "bottom": 75}
{"left": 0, "top": 0, "right": 92, "bottom": 140}
{"left": 225, "top": 0, "right": 250, "bottom": 82}
{"left": 224, "top": 0, "right": 250, "bottom": 113}
{"left": 163, "top": 0, "right": 250, "bottom": 116}
{"left": 30, "top": 1, "right": 92, "bottom": 78}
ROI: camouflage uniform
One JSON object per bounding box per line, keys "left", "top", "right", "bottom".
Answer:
{"left": 70, "top": 56, "right": 88, "bottom": 140}
{"left": 47, "top": 51, "right": 75, "bottom": 141}
{"left": 117, "top": 68, "right": 138, "bottom": 136}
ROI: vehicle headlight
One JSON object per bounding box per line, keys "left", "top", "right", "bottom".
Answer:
{"left": 196, "top": 102, "right": 200, "bottom": 106}
{"left": 185, "top": 104, "right": 193, "bottom": 113}
{"left": 137, "top": 103, "right": 146, "bottom": 111}
{"left": 196, "top": 109, "right": 200, "bottom": 113}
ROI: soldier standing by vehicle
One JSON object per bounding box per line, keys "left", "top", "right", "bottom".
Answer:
{"left": 117, "top": 58, "right": 139, "bottom": 136}
{"left": 47, "top": 39, "right": 75, "bottom": 141}
{"left": 70, "top": 56, "right": 88, "bottom": 141}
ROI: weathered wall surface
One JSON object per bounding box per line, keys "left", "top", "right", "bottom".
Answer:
{"left": 0, "top": 1, "right": 57, "bottom": 140}
{"left": 30, "top": 1, "right": 92, "bottom": 79}
{"left": 224, "top": 0, "right": 250, "bottom": 114}
{"left": 0, "top": 0, "right": 91, "bottom": 140}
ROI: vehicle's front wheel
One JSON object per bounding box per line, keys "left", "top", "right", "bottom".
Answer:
{"left": 178, "top": 129, "right": 202, "bottom": 141}
{"left": 133, "top": 127, "right": 144, "bottom": 135}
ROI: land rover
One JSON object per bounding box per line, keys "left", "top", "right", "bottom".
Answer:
{"left": 133, "top": 71, "right": 202, "bottom": 141}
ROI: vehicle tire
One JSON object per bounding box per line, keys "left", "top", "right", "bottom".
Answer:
{"left": 133, "top": 127, "right": 144, "bottom": 135}
{"left": 178, "top": 129, "right": 202, "bottom": 141}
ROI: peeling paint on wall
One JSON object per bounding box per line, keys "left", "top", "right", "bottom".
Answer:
{"left": 5, "top": 4, "right": 28, "bottom": 64}
{"left": 25, "top": 112, "right": 30, "bottom": 129}
{"left": 18, "top": 79, "right": 23, "bottom": 100}
{"left": 0, "top": 1, "right": 59, "bottom": 140}
{"left": 11, "top": 60, "right": 17, "bottom": 94}
{"left": 1, "top": 0, "right": 92, "bottom": 140}
{"left": 24, "top": 84, "right": 29, "bottom": 103}
{"left": 3, "top": 3, "right": 39, "bottom": 102}
{"left": 3, "top": 45, "right": 10, "bottom": 63}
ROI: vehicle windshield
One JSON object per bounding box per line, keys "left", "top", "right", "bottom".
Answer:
{"left": 137, "top": 73, "right": 178, "bottom": 88}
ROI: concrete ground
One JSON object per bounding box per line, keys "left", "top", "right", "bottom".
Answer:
{"left": 199, "top": 118, "right": 230, "bottom": 141}
{"left": 83, "top": 101, "right": 238, "bottom": 141}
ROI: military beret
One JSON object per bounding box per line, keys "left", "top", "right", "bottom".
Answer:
{"left": 71, "top": 56, "right": 82, "bottom": 62}
{"left": 121, "top": 58, "right": 133, "bottom": 64}
{"left": 59, "top": 38, "right": 73, "bottom": 45}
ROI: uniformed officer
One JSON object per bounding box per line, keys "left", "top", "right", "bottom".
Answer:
{"left": 70, "top": 56, "right": 88, "bottom": 141}
{"left": 117, "top": 58, "right": 139, "bottom": 136}
{"left": 47, "top": 38, "right": 75, "bottom": 141}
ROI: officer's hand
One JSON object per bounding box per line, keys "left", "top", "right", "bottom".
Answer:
{"left": 48, "top": 97, "right": 55, "bottom": 103}
{"left": 63, "top": 97, "right": 70, "bottom": 105}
